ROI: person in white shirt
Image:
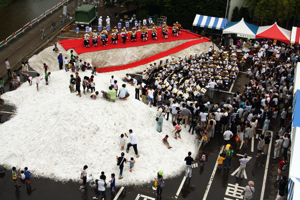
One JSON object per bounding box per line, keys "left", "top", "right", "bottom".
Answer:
{"left": 125, "top": 73, "right": 131, "bottom": 82}
{"left": 110, "top": 75, "right": 115, "bottom": 87}
{"left": 208, "top": 80, "right": 217, "bottom": 98}
{"left": 126, "top": 129, "right": 139, "bottom": 157}
{"left": 171, "top": 101, "right": 179, "bottom": 122}
{"left": 236, "top": 154, "right": 249, "bottom": 179}
{"left": 223, "top": 129, "right": 233, "bottom": 145}
{"left": 35, "top": 73, "right": 43, "bottom": 91}
{"left": 146, "top": 87, "right": 154, "bottom": 107}
{"left": 93, "top": 177, "right": 106, "bottom": 199}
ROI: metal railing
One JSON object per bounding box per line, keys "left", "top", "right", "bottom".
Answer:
{"left": 0, "top": 0, "right": 69, "bottom": 48}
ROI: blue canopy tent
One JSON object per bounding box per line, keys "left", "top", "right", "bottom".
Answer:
{"left": 192, "top": 14, "right": 227, "bottom": 30}
{"left": 222, "top": 18, "right": 258, "bottom": 38}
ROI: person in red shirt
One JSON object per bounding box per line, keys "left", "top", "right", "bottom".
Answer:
{"left": 277, "top": 157, "right": 288, "bottom": 181}
{"left": 162, "top": 135, "right": 172, "bottom": 149}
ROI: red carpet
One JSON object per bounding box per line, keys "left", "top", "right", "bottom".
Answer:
{"left": 58, "top": 27, "right": 202, "bottom": 55}
{"left": 96, "top": 37, "right": 210, "bottom": 73}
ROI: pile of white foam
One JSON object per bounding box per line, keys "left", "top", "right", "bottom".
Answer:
{"left": 0, "top": 39, "right": 212, "bottom": 185}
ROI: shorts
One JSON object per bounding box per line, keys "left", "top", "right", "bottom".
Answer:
{"left": 83, "top": 176, "right": 87, "bottom": 185}
{"left": 163, "top": 140, "right": 169, "bottom": 145}
{"left": 97, "top": 190, "right": 105, "bottom": 196}
{"left": 13, "top": 179, "right": 17, "bottom": 182}
{"left": 111, "top": 186, "right": 115, "bottom": 192}
{"left": 258, "top": 150, "right": 262, "bottom": 153}
{"left": 147, "top": 97, "right": 153, "bottom": 102}
{"left": 278, "top": 169, "right": 282, "bottom": 174}
{"left": 45, "top": 77, "right": 48, "bottom": 82}
{"left": 223, "top": 140, "right": 230, "bottom": 145}
{"left": 176, "top": 130, "right": 181, "bottom": 133}
{"left": 76, "top": 85, "right": 80, "bottom": 92}
{"left": 120, "top": 141, "right": 125, "bottom": 146}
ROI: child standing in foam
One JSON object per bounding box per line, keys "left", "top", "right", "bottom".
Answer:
{"left": 35, "top": 73, "right": 43, "bottom": 91}
{"left": 114, "top": 80, "right": 118, "bottom": 96}
{"left": 120, "top": 133, "right": 126, "bottom": 150}
{"left": 90, "top": 78, "right": 95, "bottom": 92}
{"left": 80, "top": 165, "right": 88, "bottom": 190}
{"left": 110, "top": 75, "right": 115, "bottom": 87}
{"left": 172, "top": 121, "right": 181, "bottom": 139}
{"left": 129, "top": 157, "right": 136, "bottom": 172}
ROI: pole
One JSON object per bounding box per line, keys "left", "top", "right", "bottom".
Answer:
{"left": 225, "top": 0, "right": 229, "bottom": 19}
{"left": 75, "top": 0, "right": 78, "bottom": 10}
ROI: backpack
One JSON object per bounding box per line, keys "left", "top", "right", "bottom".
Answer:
{"left": 281, "top": 162, "right": 288, "bottom": 171}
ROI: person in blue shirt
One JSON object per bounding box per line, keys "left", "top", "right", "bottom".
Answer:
{"left": 24, "top": 167, "right": 33, "bottom": 187}
{"left": 57, "top": 52, "right": 63, "bottom": 70}
{"left": 119, "top": 84, "right": 130, "bottom": 100}
{"left": 109, "top": 173, "right": 115, "bottom": 195}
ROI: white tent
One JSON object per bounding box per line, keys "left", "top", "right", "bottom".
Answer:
{"left": 222, "top": 18, "right": 258, "bottom": 38}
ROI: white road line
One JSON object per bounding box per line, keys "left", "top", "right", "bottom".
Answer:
{"left": 251, "top": 136, "right": 254, "bottom": 152}
{"left": 140, "top": 194, "right": 155, "bottom": 200}
{"left": 113, "top": 186, "right": 124, "bottom": 200}
{"left": 0, "top": 111, "right": 15, "bottom": 114}
{"left": 198, "top": 137, "right": 204, "bottom": 149}
{"left": 202, "top": 146, "right": 224, "bottom": 200}
{"left": 175, "top": 176, "right": 186, "bottom": 197}
{"left": 260, "top": 131, "right": 273, "bottom": 200}
{"left": 135, "top": 194, "right": 140, "bottom": 200}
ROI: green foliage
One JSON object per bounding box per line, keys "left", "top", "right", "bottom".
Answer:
{"left": 243, "top": 0, "right": 299, "bottom": 27}
{"left": 0, "top": 0, "right": 14, "bottom": 9}
{"left": 231, "top": 7, "right": 239, "bottom": 22}
{"left": 238, "top": 7, "right": 250, "bottom": 22}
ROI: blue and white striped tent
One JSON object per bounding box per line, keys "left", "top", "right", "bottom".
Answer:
{"left": 192, "top": 14, "right": 227, "bottom": 30}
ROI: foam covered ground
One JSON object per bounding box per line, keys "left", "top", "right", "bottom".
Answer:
{"left": 0, "top": 40, "right": 213, "bottom": 186}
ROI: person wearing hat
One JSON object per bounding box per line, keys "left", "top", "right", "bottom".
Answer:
{"left": 243, "top": 180, "right": 255, "bottom": 200}
{"left": 236, "top": 153, "right": 249, "bottom": 179}
{"left": 120, "top": 28, "right": 127, "bottom": 44}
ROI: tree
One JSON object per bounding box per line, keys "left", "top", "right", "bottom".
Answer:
{"left": 231, "top": 6, "right": 239, "bottom": 21}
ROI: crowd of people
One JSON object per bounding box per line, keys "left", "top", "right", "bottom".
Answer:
{"left": 2, "top": 25, "right": 298, "bottom": 199}
{"left": 124, "top": 38, "right": 296, "bottom": 200}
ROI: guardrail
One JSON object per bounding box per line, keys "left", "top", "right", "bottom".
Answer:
{"left": 0, "top": 0, "right": 69, "bottom": 48}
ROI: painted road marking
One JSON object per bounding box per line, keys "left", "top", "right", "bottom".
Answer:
{"left": 260, "top": 131, "right": 273, "bottom": 200}
{"left": 231, "top": 154, "right": 252, "bottom": 179}
{"left": 225, "top": 183, "right": 245, "bottom": 199}
{"left": 202, "top": 146, "right": 225, "bottom": 200}
{"left": 113, "top": 186, "right": 124, "bottom": 200}
{"left": 251, "top": 136, "right": 254, "bottom": 152}
{"left": 174, "top": 137, "right": 203, "bottom": 198}
{"left": 135, "top": 194, "right": 156, "bottom": 200}
{"left": 175, "top": 176, "right": 186, "bottom": 198}
{"left": 0, "top": 111, "right": 15, "bottom": 114}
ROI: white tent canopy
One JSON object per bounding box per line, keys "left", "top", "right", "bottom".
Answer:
{"left": 222, "top": 18, "right": 258, "bottom": 38}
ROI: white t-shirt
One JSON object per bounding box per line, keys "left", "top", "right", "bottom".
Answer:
{"left": 97, "top": 179, "right": 106, "bottom": 191}
{"left": 129, "top": 132, "right": 137, "bottom": 144}
{"left": 36, "top": 77, "right": 41, "bottom": 84}
{"left": 147, "top": 89, "right": 154, "bottom": 98}
{"left": 208, "top": 81, "right": 217, "bottom": 89}
{"left": 215, "top": 112, "right": 223, "bottom": 121}
{"left": 81, "top": 169, "right": 87, "bottom": 177}
{"left": 110, "top": 78, "right": 115, "bottom": 85}
{"left": 223, "top": 131, "right": 233, "bottom": 140}
{"left": 200, "top": 112, "right": 208, "bottom": 121}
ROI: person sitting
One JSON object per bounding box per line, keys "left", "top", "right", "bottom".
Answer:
{"left": 107, "top": 86, "right": 117, "bottom": 102}
{"left": 92, "top": 31, "right": 98, "bottom": 47}
{"left": 90, "top": 91, "right": 99, "bottom": 100}
{"left": 84, "top": 32, "right": 90, "bottom": 48}
{"left": 125, "top": 73, "right": 131, "bottom": 82}
{"left": 119, "top": 84, "right": 130, "bottom": 100}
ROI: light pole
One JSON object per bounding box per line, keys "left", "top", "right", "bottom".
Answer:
{"left": 225, "top": 0, "right": 230, "bottom": 19}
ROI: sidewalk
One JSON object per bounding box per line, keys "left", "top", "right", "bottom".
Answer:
{"left": 0, "top": 0, "right": 75, "bottom": 81}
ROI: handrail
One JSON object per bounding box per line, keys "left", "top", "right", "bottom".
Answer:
{"left": 0, "top": 0, "right": 69, "bottom": 48}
